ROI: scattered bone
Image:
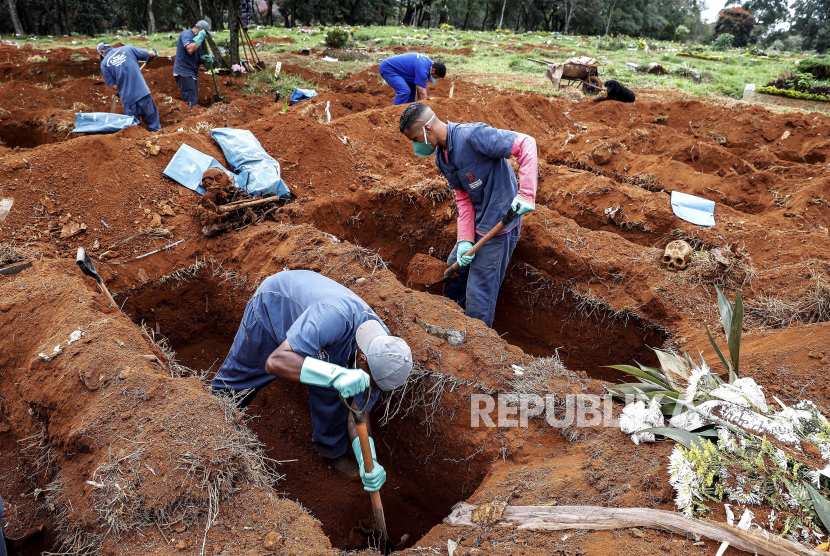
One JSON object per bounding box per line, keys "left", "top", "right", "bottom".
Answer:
{"left": 662, "top": 240, "right": 692, "bottom": 271}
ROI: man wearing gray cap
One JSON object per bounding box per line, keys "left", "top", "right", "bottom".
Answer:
{"left": 173, "top": 20, "right": 213, "bottom": 108}
{"left": 212, "top": 270, "right": 413, "bottom": 490}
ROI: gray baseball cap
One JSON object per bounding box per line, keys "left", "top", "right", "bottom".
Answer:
{"left": 356, "top": 320, "right": 412, "bottom": 391}
{"left": 96, "top": 42, "right": 111, "bottom": 56}
{"left": 195, "top": 20, "right": 211, "bottom": 35}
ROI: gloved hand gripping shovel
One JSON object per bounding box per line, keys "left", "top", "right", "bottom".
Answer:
{"left": 341, "top": 390, "right": 408, "bottom": 554}
{"left": 444, "top": 207, "right": 521, "bottom": 281}
{"left": 76, "top": 247, "right": 117, "bottom": 308}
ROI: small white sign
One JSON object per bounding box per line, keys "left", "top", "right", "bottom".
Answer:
{"left": 274, "top": 62, "right": 282, "bottom": 76}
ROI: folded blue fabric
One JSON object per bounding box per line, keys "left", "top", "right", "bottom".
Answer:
{"left": 671, "top": 191, "right": 716, "bottom": 227}
{"left": 73, "top": 112, "right": 139, "bottom": 133}
{"left": 290, "top": 88, "right": 317, "bottom": 103}
{"left": 162, "top": 143, "right": 230, "bottom": 195}
{"left": 210, "top": 128, "right": 290, "bottom": 199}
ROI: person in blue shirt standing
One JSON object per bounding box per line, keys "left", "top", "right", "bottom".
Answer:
{"left": 212, "top": 270, "right": 413, "bottom": 489}
{"left": 398, "top": 102, "right": 539, "bottom": 328}
{"left": 97, "top": 42, "right": 160, "bottom": 131}
{"left": 379, "top": 53, "right": 446, "bottom": 105}
{"left": 173, "top": 20, "right": 214, "bottom": 108}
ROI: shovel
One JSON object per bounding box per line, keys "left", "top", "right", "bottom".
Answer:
{"left": 76, "top": 247, "right": 117, "bottom": 308}
{"left": 341, "top": 390, "right": 408, "bottom": 555}
{"left": 205, "top": 58, "right": 225, "bottom": 103}
{"left": 408, "top": 208, "right": 521, "bottom": 287}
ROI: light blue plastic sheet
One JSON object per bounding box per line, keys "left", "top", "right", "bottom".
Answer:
{"left": 210, "top": 128, "right": 290, "bottom": 199}
{"left": 162, "top": 143, "right": 230, "bottom": 195}
{"left": 72, "top": 112, "right": 139, "bottom": 133}
{"left": 671, "top": 191, "right": 716, "bottom": 227}
{"left": 290, "top": 88, "right": 317, "bottom": 103}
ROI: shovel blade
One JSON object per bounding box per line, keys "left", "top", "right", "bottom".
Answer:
{"left": 76, "top": 247, "right": 102, "bottom": 283}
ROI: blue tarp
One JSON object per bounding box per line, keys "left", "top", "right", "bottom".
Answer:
{"left": 289, "top": 88, "right": 317, "bottom": 103}
{"left": 72, "top": 112, "right": 139, "bottom": 133}
{"left": 671, "top": 191, "right": 716, "bottom": 227}
{"left": 162, "top": 143, "right": 231, "bottom": 195}
{"left": 210, "top": 128, "right": 290, "bottom": 199}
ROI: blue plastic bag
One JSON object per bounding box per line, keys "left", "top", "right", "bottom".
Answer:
{"left": 289, "top": 88, "right": 317, "bottom": 103}
{"left": 671, "top": 191, "right": 716, "bottom": 227}
{"left": 210, "top": 128, "right": 290, "bottom": 199}
{"left": 72, "top": 112, "right": 139, "bottom": 133}
{"left": 162, "top": 143, "right": 231, "bottom": 195}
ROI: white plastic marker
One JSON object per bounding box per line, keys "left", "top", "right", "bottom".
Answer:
{"left": 449, "top": 82, "right": 455, "bottom": 99}
{"left": 325, "top": 101, "right": 331, "bottom": 123}
{"left": 274, "top": 62, "right": 282, "bottom": 76}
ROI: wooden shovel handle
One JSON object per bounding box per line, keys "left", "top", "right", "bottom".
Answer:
{"left": 355, "top": 421, "right": 389, "bottom": 542}
{"left": 446, "top": 207, "right": 520, "bottom": 277}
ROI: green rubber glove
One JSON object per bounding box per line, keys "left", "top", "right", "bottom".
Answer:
{"left": 456, "top": 240, "right": 475, "bottom": 267}
{"left": 299, "top": 357, "right": 369, "bottom": 398}
{"left": 194, "top": 29, "right": 207, "bottom": 46}
{"left": 511, "top": 196, "right": 535, "bottom": 216}
{"left": 352, "top": 437, "right": 386, "bottom": 492}
{"left": 202, "top": 53, "right": 214, "bottom": 64}
{"left": 149, "top": 47, "right": 158, "bottom": 57}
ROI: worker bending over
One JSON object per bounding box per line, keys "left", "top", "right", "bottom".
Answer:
{"left": 212, "top": 270, "right": 413, "bottom": 491}
{"left": 399, "top": 102, "right": 537, "bottom": 327}
{"left": 174, "top": 20, "right": 214, "bottom": 108}
{"left": 379, "top": 53, "right": 446, "bottom": 105}
{"left": 97, "top": 42, "right": 160, "bottom": 131}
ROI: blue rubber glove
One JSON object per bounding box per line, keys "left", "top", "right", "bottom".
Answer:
{"left": 202, "top": 53, "right": 214, "bottom": 64}
{"left": 299, "top": 357, "right": 370, "bottom": 398}
{"left": 194, "top": 29, "right": 207, "bottom": 46}
{"left": 456, "top": 240, "right": 475, "bottom": 267}
{"left": 511, "top": 196, "right": 535, "bottom": 215}
{"left": 352, "top": 437, "right": 386, "bottom": 492}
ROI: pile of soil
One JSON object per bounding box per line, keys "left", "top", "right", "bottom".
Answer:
{"left": 2, "top": 39, "right": 830, "bottom": 556}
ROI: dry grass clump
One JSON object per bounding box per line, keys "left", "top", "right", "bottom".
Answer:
{"left": 619, "top": 173, "right": 665, "bottom": 192}
{"left": 679, "top": 247, "right": 756, "bottom": 291}
{"left": 0, "top": 243, "right": 41, "bottom": 265}
{"left": 745, "top": 265, "right": 830, "bottom": 328}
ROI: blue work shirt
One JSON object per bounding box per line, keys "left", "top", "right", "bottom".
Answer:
{"left": 380, "top": 53, "right": 433, "bottom": 88}
{"left": 213, "top": 270, "right": 389, "bottom": 392}
{"left": 173, "top": 29, "right": 203, "bottom": 79}
{"left": 101, "top": 46, "right": 152, "bottom": 106}
{"left": 436, "top": 122, "right": 520, "bottom": 235}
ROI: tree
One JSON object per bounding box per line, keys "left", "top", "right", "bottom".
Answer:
{"left": 675, "top": 24, "right": 690, "bottom": 40}
{"left": 790, "top": 0, "right": 830, "bottom": 53}
{"left": 725, "top": 0, "right": 786, "bottom": 27}
{"left": 5, "top": 0, "right": 23, "bottom": 34}
{"left": 714, "top": 7, "right": 755, "bottom": 47}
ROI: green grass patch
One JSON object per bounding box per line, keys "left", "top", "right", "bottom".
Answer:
{"left": 243, "top": 71, "right": 314, "bottom": 100}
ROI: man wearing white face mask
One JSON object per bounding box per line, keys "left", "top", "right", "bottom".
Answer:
{"left": 398, "top": 102, "right": 538, "bottom": 328}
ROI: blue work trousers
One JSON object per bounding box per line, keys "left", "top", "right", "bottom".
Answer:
{"left": 379, "top": 65, "right": 416, "bottom": 105}
{"left": 444, "top": 225, "right": 520, "bottom": 328}
{"left": 123, "top": 94, "right": 161, "bottom": 131}
{"left": 211, "top": 385, "right": 377, "bottom": 459}
{"left": 175, "top": 75, "right": 199, "bottom": 108}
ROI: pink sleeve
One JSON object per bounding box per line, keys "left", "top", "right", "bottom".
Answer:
{"left": 455, "top": 190, "right": 475, "bottom": 243}
{"left": 511, "top": 133, "right": 538, "bottom": 203}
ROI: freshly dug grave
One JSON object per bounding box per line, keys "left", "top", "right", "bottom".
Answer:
{"left": 2, "top": 39, "right": 830, "bottom": 556}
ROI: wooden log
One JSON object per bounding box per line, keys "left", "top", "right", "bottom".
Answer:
{"left": 444, "top": 504, "right": 824, "bottom": 556}
{"left": 217, "top": 197, "right": 280, "bottom": 213}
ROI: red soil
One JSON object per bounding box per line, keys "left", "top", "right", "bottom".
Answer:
{"left": 1, "top": 40, "right": 830, "bottom": 556}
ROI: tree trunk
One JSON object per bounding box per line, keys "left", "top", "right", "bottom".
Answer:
{"left": 147, "top": 0, "right": 157, "bottom": 34}
{"left": 266, "top": 0, "right": 274, "bottom": 25}
{"left": 6, "top": 0, "right": 25, "bottom": 35}
{"left": 229, "top": 0, "right": 240, "bottom": 65}
{"left": 497, "top": 0, "right": 507, "bottom": 30}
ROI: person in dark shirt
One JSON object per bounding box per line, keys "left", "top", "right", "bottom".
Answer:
{"left": 173, "top": 20, "right": 214, "bottom": 108}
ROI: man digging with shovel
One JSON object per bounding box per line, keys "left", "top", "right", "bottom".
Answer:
{"left": 174, "top": 20, "right": 214, "bottom": 109}
{"left": 97, "top": 42, "right": 161, "bottom": 131}
{"left": 211, "top": 270, "right": 413, "bottom": 490}
{"left": 400, "top": 102, "right": 538, "bottom": 328}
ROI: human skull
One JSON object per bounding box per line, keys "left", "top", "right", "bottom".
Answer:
{"left": 663, "top": 240, "right": 692, "bottom": 271}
